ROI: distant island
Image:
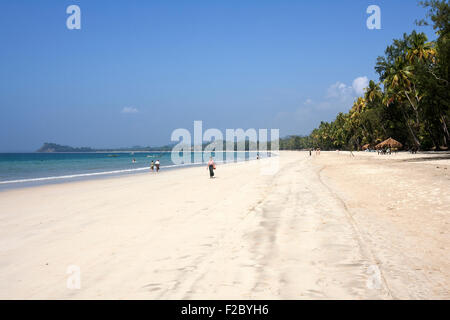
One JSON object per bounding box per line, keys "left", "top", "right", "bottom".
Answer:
{"left": 36, "top": 143, "right": 174, "bottom": 153}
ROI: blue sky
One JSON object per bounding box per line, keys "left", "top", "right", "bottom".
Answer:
{"left": 0, "top": 0, "right": 435, "bottom": 151}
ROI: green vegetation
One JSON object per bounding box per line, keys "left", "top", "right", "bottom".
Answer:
{"left": 36, "top": 143, "right": 174, "bottom": 152}
{"left": 281, "top": 1, "right": 449, "bottom": 151}
{"left": 37, "top": 143, "right": 95, "bottom": 153}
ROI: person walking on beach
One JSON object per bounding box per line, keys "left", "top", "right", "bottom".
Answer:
{"left": 150, "top": 160, "right": 154, "bottom": 172}
{"left": 207, "top": 157, "right": 216, "bottom": 178}
{"left": 155, "top": 160, "right": 160, "bottom": 172}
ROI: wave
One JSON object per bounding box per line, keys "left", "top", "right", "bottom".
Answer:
{"left": 0, "top": 155, "right": 270, "bottom": 185}
{"left": 0, "top": 167, "right": 151, "bottom": 185}
{"left": 0, "top": 162, "right": 212, "bottom": 185}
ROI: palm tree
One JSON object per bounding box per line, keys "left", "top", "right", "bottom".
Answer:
{"left": 365, "top": 80, "right": 383, "bottom": 103}
{"left": 383, "top": 56, "right": 422, "bottom": 147}
{"left": 407, "top": 31, "right": 436, "bottom": 64}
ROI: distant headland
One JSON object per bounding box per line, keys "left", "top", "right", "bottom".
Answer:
{"left": 36, "top": 143, "right": 173, "bottom": 153}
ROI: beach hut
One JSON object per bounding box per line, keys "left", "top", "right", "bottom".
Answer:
{"left": 362, "top": 144, "right": 371, "bottom": 150}
{"left": 375, "top": 137, "right": 403, "bottom": 149}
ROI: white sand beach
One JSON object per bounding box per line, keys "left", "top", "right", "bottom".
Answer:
{"left": 0, "top": 151, "right": 448, "bottom": 299}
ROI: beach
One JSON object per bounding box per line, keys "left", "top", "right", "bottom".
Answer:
{"left": 0, "top": 151, "right": 448, "bottom": 299}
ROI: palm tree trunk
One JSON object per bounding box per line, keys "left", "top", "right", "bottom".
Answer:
{"left": 440, "top": 114, "right": 449, "bottom": 147}
{"left": 401, "top": 107, "right": 421, "bottom": 147}
{"left": 380, "top": 122, "right": 388, "bottom": 136}
{"left": 404, "top": 90, "right": 421, "bottom": 128}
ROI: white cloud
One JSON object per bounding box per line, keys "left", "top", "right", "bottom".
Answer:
{"left": 325, "top": 76, "right": 369, "bottom": 103}
{"left": 352, "top": 76, "right": 369, "bottom": 96}
{"left": 326, "top": 81, "right": 354, "bottom": 102}
{"left": 121, "top": 107, "right": 139, "bottom": 114}
{"left": 271, "top": 76, "right": 371, "bottom": 134}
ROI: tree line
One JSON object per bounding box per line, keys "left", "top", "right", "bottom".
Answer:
{"left": 281, "top": 1, "right": 449, "bottom": 151}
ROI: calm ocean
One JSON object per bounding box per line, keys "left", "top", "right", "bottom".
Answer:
{"left": 0, "top": 152, "right": 259, "bottom": 190}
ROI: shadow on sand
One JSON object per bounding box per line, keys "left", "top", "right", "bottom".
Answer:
{"left": 398, "top": 152, "right": 450, "bottom": 163}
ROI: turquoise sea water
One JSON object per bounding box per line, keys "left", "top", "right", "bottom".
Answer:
{"left": 0, "top": 152, "right": 260, "bottom": 189}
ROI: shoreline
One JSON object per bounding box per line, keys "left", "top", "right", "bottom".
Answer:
{"left": 0, "top": 156, "right": 273, "bottom": 192}
{"left": 0, "top": 153, "right": 274, "bottom": 192}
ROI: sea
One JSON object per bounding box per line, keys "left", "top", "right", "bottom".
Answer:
{"left": 0, "top": 151, "right": 262, "bottom": 190}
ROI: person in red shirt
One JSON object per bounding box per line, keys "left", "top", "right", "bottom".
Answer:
{"left": 207, "top": 157, "right": 216, "bottom": 178}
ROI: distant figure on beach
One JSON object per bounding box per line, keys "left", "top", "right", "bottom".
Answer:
{"left": 309, "top": 149, "right": 312, "bottom": 156}
{"left": 207, "top": 157, "right": 216, "bottom": 178}
{"left": 155, "top": 160, "right": 160, "bottom": 172}
{"left": 132, "top": 158, "right": 136, "bottom": 163}
{"left": 150, "top": 160, "right": 154, "bottom": 172}
{"left": 257, "top": 153, "right": 260, "bottom": 160}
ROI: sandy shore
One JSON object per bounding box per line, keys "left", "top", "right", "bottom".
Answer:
{"left": 0, "top": 151, "right": 448, "bottom": 299}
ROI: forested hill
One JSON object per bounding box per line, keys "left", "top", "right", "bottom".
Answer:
{"left": 37, "top": 143, "right": 95, "bottom": 153}
{"left": 36, "top": 143, "right": 173, "bottom": 152}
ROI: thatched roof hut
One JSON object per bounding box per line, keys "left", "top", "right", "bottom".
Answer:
{"left": 375, "top": 137, "right": 403, "bottom": 149}
{"left": 362, "top": 144, "right": 371, "bottom": 150}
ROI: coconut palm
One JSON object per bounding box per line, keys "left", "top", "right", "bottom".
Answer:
{"left": 407, "top": 31, "right": 436, "bottom": 63}
{"left": 364, "top": 80, "right": 383, "bottom": 103}
{"left": 383, "top": 55, "right": 422, "bottom": 147}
